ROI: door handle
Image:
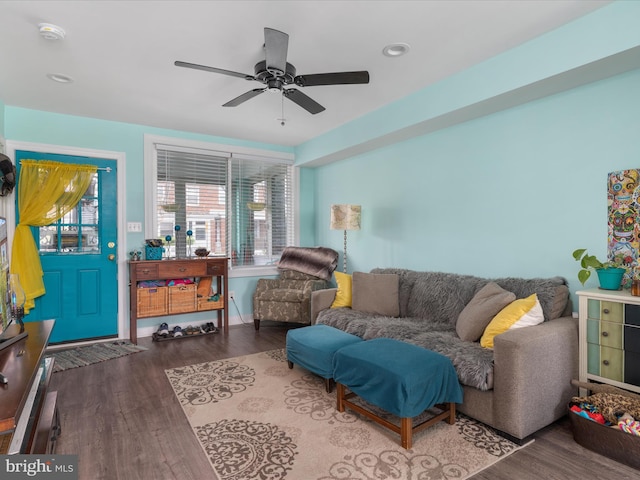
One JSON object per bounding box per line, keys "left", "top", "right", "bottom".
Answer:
{"left": 108, "top": 254, "right": 116, "bottom": 261}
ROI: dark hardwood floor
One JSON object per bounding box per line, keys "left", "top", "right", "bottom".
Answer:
{"left": 49, "top": 322, "right": 639, "bottom": 480}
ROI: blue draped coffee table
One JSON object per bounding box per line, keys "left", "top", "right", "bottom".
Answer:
{"left": 333, "top": 337, "right": 463, "bottom": 449}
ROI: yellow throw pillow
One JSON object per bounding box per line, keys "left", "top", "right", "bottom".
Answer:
{"left": 331, "top": 272, "right": 352, "bottom": 308}
{"left": 480, "top": 293, "right": 544, "bottom": 349}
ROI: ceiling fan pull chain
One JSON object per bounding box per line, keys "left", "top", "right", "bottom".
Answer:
{"left": 280, "top": 93, "right": 286, "bottom": 127}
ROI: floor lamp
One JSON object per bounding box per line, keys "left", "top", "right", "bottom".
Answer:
{"left": 330, "top": 204, "right": 361, "bottom": 273}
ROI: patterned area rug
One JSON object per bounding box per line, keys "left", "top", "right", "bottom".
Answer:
{"left": 47, "top": 341, "right": 148, "bottom": 372}
{"left": 166, "top": 349, "right": 531, "bottom": 480}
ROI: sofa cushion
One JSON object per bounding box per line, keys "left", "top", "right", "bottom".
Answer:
{"left": 456, "top": 282, "right": 516, "bottom": 342}
{"left": 550, "top": 284, "right": 571, "bottom": 319}
{"left": 406, "top": 272, "right": 484, "bottom": 325}
{"left": 331, "top": 272, "right": 352, "bottom": 308}
{"left": 480, "top": 294, "right": 544, "bottom": 349}
{"left": 371, "top": 268, "right": 421, "bottom": 317}
{"left": 492, "top": 276, "right": 569, "bottom": 321}
{"left": 352, "top": 272, "right": 400, "bottom": 317}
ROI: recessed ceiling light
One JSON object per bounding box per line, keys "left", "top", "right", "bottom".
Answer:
{"left": 382, "top": 43, "right": 411, "bottom": 57}
{"left": 46, "top": 73, "right": 74, "bottom": 83}
{"left": 38, "top": 23, "right": 66, "bottom": 41}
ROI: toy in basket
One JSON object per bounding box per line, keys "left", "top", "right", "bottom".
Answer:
{"left": 569, "top": 380, "right": 640, "bottom": 470}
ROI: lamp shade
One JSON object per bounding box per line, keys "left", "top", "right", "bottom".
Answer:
{"left": 330, "top": 204, "right": 361, "bottom": 231}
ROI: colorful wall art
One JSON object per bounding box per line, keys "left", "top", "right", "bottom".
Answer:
{"left": 608, "top": 169, "right": 640, "bottom": 287}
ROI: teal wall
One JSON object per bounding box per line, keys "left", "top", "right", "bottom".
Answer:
{"left": 313, "top": 68, "right": 640, "bottom": 305}
{"left": 296, "top": 1, "right": 640, "bottom": 167}
{"left": 298, "top": 1, "right": 640, "bottom": 309}
{"left": 4, "top": 107, "right": 297, "bottom": 326}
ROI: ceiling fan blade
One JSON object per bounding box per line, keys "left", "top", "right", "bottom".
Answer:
{"left": 264, "top": 28, "right": 289, "bottom": 76}
{"left": 294, "top": 71, "right": 370, "bottom": 87}
{"left": 223, "top": 88, "right": 266, "bottom": 107}
{"left": 283, "top": 88, "right": 325, "bottom": 114}
{"left": 175, "top": 60, "right": 254, "bottom": 81}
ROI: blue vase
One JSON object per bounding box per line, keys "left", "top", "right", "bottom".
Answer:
{"left": 596, "top": 267, "right": 625, "bottom": 290}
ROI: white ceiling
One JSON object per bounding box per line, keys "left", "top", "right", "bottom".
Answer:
{"left": 0, "top": 1, "right": 611, "bottom": 147}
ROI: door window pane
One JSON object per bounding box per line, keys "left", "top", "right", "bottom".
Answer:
{"left": 38, "top": 172, "right": 101, "bottom": 254}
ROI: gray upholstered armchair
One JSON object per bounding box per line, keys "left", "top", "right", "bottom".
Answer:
{"left": 252, "top": 247, "right": 338, "bottom": 330}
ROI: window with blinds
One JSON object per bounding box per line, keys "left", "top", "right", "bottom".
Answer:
{"left": 152, "top": 143, "right": 294, "bottom": 268}
{"left": 230, "top": 155, "right": 294, "bottom": 266}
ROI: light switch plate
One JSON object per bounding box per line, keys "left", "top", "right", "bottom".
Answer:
{"left": 127, "top": 222, "right": 142, "bottom": 233}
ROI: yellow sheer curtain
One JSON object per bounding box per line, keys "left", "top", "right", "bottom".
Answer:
{"left": 11, "top": 160, "right": 97, "bottom": 313}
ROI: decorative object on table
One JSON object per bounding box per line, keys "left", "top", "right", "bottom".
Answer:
{"left": 8, "top": 273, "right": 26, "bottom": 327}
{"left": 129, "top": 250, "right": 142, "bottom": 261}
{"left": 174, "top": 225, "right": 181, "bottom": 258}
{"left": 608, "top": 169, "right": 640, "bottom": 288}
{"left": 194, "top": 248, "right": 210, "bottom": 258}
{"left": 145, "top": 238, "right": 164, "bottom": 260}
{"left": 633, "top": 267, "right": 640, "bottom": 296}
{"left": 330, "top": 204, "right": 361, "bottom": 273}
{"left": 164, "top": 235, "right": 172, "bottom": 259}
{"left": 572, "top": 248, "right": 626, "bottom": 290}
{"left": 186, "top": 229, "right": 193, "bottom": 258}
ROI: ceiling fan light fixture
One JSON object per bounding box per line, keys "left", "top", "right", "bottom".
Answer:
{"left": 46, "top": 73, "right": 74, "bottom": 83}
{"left": 38, "top": 23, "right": 66, "bottom": 41}
{"left": 382, "top": 42, "right": 410, "bottom": 57}
{"left": 267, "top": 79, "right": 283, "bottom": 93}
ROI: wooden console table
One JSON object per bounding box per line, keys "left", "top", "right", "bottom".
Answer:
{"left": 129, "top": 257, "right": 229, "bottom": 344}
{"left": 0, "top": 319, "right": 59, "bottom": 454}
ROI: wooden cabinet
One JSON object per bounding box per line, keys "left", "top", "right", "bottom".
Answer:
{"left": 128, "top": 258, "right": 229, "bottom": 344}
{"left": 0, "top": 319, "right": 59, "bottom": 454}
{"left": 577, "top": 289, "right": 640, "bottom": 394}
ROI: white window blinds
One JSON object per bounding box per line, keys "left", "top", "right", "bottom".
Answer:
{"left": 156, "top": 146, "right": 228, "bottom": 258}
{"left": 230, "top": 154, "right": 294, "bottom": 267}
{"left": 153, "top": 143, "right": 294, "bottom": 267}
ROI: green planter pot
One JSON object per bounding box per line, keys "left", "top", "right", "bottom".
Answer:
{"left": 596, "top": 267, "right": 625, "bottom": 290}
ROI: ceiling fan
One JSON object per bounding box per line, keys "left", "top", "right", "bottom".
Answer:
{"left": 175, "top": 27, "right": 370, "bottom": 115}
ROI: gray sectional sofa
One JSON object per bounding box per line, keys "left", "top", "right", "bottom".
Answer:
{"left": 311, "top": 268, "right": 578, "bottom": 442}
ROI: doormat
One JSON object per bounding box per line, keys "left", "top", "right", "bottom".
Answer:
{"left": 47, "top": 341, "right": 148, "bottom": 372}
{"left": 166, "top": 349, "right": 532, "bottom": 480}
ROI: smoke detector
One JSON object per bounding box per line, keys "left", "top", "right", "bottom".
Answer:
{"left": 38, "top": 23, "right": 66, "bottom": 41}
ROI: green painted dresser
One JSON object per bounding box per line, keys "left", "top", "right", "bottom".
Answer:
{"left": 577, "top": 288, "right": 640, "bottom": 394}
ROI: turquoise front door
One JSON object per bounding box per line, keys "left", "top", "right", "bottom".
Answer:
{"left": 15, "top": 151, "right": 118, "bottom": 343}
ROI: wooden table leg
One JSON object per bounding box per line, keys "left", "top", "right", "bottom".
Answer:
{"left": 336, "top": 383, "right": 345, "bottom": 412}
{"left": 401, "top": 417, "right": 412, "bottom": 450}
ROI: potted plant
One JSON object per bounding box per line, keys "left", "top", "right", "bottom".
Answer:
{"left": 572, "top": 248, "right": 626, "bottom": 290}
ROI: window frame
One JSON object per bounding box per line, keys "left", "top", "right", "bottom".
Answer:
{"left": 143, "top": 134, "right": 298, "bottom": 277}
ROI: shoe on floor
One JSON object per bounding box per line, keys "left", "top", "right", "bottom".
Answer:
{"left": 173, "top": 325, "right": 183, "bottom": 337}
{"left": 157, "top": 322, "right": 169, "bottom": 336}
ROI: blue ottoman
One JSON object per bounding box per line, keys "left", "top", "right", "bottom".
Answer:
{"left": 286, "top": 324, "right": 363, "bottom": 393}
{"left": 333, "top": 338, "right": 463, "bottom": 449}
